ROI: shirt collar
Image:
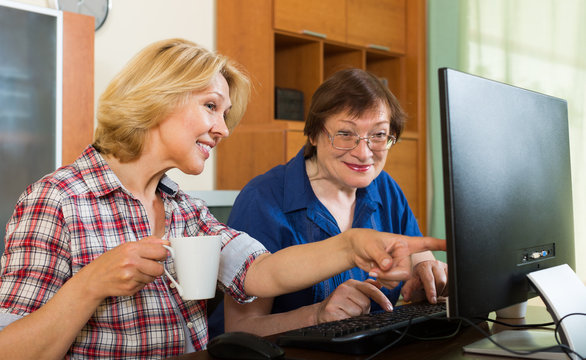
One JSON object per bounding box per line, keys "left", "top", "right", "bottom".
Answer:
{"left": 75, "top": 145, "right": 179, "bottom": 198}
{"left": 359, "top": 174, "right": 383, "bottom": 207}
{"left": 283, "top": 148, "right": 314, "bottom": 213}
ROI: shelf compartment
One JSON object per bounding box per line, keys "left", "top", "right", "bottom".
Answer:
{"left": 323, "top": 42, "right": 364, "bottom": 80}
{"left": 275, "top": 33, "right": 322, "bottom": 122}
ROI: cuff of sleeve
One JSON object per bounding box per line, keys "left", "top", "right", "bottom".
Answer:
{"left": 218, "top": 233, "right": 268, "bottom": 302}
{"left": 0, "top": 312, "right": 23, "bottom": 331}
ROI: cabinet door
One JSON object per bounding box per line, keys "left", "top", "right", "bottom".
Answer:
{"left": 347, "top": 0, "right": 406, "bottom": 54}
{"left": 384, "top": 138, "right": 419, "bottom": 223}
{"left": 286, "top": 130, "right": 306, "bottom": 160}
{"left": 274, "top": 0, "right": 346, "bottom": 43}
{"left": 217, "top": 129, "right": 287, "bottom": 190}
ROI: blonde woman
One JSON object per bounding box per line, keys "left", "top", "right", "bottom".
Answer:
{"left": 0, "top": 39, "right": 444, "bottom": 359}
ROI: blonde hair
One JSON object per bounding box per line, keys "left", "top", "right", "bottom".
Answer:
{"left": 93, "top": 38, "right": 250, "bottom": 162}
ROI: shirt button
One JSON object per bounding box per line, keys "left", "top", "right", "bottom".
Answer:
{"left": 186, "top": 322, "right": 194, "bottom": 329}
{"left": 169, "top": 282, "right": 176, "bottom": 288}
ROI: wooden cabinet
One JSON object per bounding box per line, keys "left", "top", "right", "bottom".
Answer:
{"left": 274, "top": 0, "right": 346, "bottom": 43}
{"left": 216, "top": 0, "right": 428, "bottom": 234}
{"left": 347, "top": 0, "right": 406, "bottom": 53}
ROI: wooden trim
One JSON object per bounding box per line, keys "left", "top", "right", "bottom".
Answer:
{"left": 406, "top": 0, "right": 428, "bottom": 234}
{"left": 62, "top": 11, "right": 94, "bottom": 165}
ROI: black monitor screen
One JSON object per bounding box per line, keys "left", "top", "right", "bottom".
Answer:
{"left": 438, "top": 68, "right": 575, "bottom": 319}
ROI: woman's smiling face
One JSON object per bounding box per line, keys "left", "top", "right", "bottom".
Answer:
{"left": 156, "top": 73, "right": 231, "bottom": 175}
{"left": 312, "top": 102, "right": 391, "bottom": 191}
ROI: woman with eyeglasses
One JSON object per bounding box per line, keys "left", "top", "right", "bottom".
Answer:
{"left": 211, "top": 68, "right": 448, "bottom": 338}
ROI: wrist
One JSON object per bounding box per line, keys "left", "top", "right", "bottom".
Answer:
{"left": 340, "top": 228, "right": 358, "bottom": 267}
{"left": 68, "top": 266, "right": 107, "bottom": 306}
{"left": 312, "top": 301, "right": 326, "bottom": 325}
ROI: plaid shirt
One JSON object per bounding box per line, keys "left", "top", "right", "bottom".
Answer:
{"left": 0, "top": 146, "right": 267, "bottom": 359}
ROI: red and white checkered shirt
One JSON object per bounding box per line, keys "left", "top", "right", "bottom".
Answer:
{"left": 0, "top": 146, "right": 267, "bottom": 359}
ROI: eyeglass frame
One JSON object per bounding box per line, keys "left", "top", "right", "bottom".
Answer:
{"left": 324, "top": 129, "right": 398, "bottom": 151}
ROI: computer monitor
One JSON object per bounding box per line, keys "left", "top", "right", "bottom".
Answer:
{"left": 438, "top": 68, "right": 576, "bottom": 320}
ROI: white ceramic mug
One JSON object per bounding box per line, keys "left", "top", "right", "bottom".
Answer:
{"left": 162, "top": 235, "right": 221, "bottom": 300}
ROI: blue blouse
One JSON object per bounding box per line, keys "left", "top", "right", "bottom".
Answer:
{"left": 208, "top": 148, "right": 421, "bottom": 336}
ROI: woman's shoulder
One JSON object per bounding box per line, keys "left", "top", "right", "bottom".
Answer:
{"left": 32, "top": 163, "right": 87, "bottom": 196}
{"left": 32, "top": 146, "right": 112, "bottom": 200}
{"left": 373, "top": 170, "right": 402, "bottom": 190}
{"left": 10, "top": 165, "right": 86, "bottom": 215}
{"left": 370, "top": 170, "right": 410, "bottom": 203}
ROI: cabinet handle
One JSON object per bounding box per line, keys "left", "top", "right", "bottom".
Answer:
{"left": 368, "top": 44, "right": 391, "bottom": 52}
{"left": 302, "top": 30, "right": 327, "bottom": 39}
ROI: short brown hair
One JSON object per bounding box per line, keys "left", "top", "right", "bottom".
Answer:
{"left": 93, "top": 38, "right": 250, "bottom": 162}
{"left": 303, "top": 68, "right": 405, "bottom": 159}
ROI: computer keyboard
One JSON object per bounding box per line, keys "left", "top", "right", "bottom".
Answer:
{"left": 277, "top": 302, "right": 452, "bottom": 355}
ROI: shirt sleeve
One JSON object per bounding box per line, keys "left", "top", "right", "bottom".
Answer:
{"left": 217, "top": 233, "right": 268, "bottom": 304}
{"left": 0, "top": 181, "right": 71, "bottom": 316}
{"left": 226, "top": 183, "right": 292, "bottom": 254}
{"left": 0, "top": 312, "right": 22, "bottom": 331}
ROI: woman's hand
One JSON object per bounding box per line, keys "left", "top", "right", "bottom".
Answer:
{"left": 244, "top": 229, "right": 445, "bottom": 299}
{"left": 315, "top": 279, "right": 392, "bottom": 324}
{"left": 0, "top": 236, "right": 171, "bottom": 360}
{"left": 401, "top": 260, "right": 448, "bottom": 304}
{"left": 345, "top": 229, "right": 446, "bottom": 289}
{"left": 76, "top": 236, "right": 170, "bottom": 302}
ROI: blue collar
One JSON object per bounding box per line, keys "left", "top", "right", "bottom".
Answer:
{"left": 283, "top": 148, "right": 314, "bottom": 213}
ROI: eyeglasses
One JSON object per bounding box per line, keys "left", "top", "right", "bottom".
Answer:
{"left": 325, "top": 130, "right": 397, "bottom": 151}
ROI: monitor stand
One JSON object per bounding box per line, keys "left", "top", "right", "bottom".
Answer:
{"left": 463, "top": 264, "right": 586, "bottom": 360}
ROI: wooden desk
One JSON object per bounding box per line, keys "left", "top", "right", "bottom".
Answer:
{"left": 168, "top": 306, "right": 554, "bottom": 360}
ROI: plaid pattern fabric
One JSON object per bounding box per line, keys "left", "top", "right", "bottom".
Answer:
{"left": 0, "top": 146, "right": 263, "bottom": 359}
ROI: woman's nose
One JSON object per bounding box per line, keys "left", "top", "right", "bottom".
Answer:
{"left": 350, "top": 137, "right": 373, "bottom": 159}
{"left": 212, "top": 115, "right": 230, "bottom": 138}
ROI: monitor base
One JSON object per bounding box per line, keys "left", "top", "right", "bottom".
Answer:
{"left": 463, "top": 329, "right": 568, "bottom": 360}
{"left": 464, "top": 264, "right": 586, "bottom": 360}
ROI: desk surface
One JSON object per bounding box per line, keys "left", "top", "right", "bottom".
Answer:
{"left": 168, "top": 306, "right": 554, "bottom": 360}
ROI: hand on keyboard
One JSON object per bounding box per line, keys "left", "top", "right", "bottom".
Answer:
{"left": 401, "top": 259, "right": 449, "bottom": 304}
{"left": 277, "top": 302, "right": 449, "bottom": 355}
{"left": 316, "top": 279, "right": 393, "bottom": 324}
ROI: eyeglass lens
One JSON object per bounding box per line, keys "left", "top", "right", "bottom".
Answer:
{"left": 332, "top": 134, "right": 393, "bottom": 151}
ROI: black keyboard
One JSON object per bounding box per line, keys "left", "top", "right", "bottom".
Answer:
{"left": 277, "top": 302, "right": 452, "bottom": 355}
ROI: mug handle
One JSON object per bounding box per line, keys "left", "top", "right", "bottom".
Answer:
{"left": 162, "top": 245, "right": 184, "bottom": 297}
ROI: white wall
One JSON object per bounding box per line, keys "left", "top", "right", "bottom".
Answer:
{"left": 94, "top": 0, "right": 217, "bottom": 191}
{"left": 16, "top": 0, "right": 218, "bottom": 191}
